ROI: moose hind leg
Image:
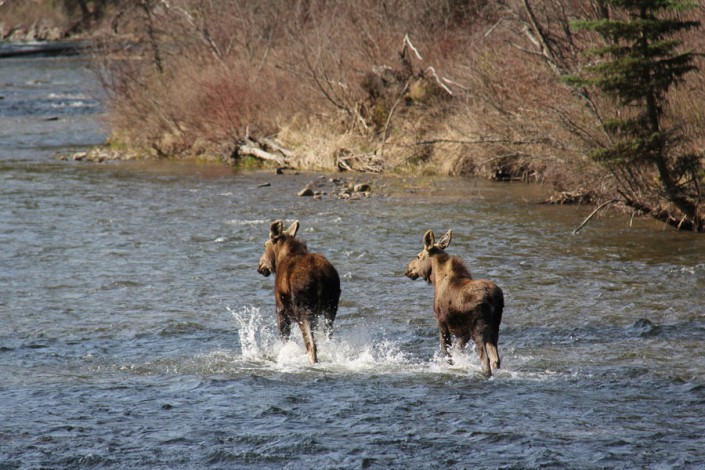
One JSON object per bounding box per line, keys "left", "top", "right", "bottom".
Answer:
{"left": 487, "top": 327, "right": 500, "bottom": 369}
{"left": 320, "top": 301, "right": 338, "bottom": 339}
{"left": 487, "top": 341, "right": 501, "bottom": 370}
{"left": 299, "top": 317, "right": 318, "bottom": 365}
{"left": 473, "top": 335, "right": 491, "bottom": 377}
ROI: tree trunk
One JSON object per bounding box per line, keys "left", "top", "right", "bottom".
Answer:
{"left": 620, "top": 192, "right": 704, "bottom": 232}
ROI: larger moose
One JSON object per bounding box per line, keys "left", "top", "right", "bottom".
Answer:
{"left": 405, "top": 229, "right": 503, "bottom": 377}
{"left": 257, "top": 220, "right": 340, "bottom": 364}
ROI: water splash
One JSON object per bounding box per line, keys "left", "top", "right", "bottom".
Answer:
{"left": 227, "top": 305, "right": 497, "bottom": 377}
{"left": 98, "top": 306, "right": 556, "bottom": 381}
{"left": 229, "top": 305, "right": 413, "bottom": 370}
{"left": 226, "top": 306, "right": 574, "bottom": 381}
{"left": 229, "top": 305, "right": 278, "bottom": 362}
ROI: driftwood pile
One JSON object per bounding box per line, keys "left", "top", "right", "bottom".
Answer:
{"left": 233, "top": 136, "right": 384, "bottom": 173}
{"left": 543, "top": 190, "right": 595, "bottom": 205}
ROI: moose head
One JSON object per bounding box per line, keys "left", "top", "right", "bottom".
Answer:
{"left": 257, "top": 219, "right": 300, "bottom": 277}
{"left": 404, "top": 229, "right": 452, "bottom": 283}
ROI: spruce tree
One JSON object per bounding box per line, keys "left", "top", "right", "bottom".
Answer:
{"left": 571, "top": 0, "right": 703, "bottom": 231}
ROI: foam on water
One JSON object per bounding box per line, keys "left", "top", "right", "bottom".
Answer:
{"left": 230, "top": 305, "right": 414, "bottom": 373}
{"left": 228, "top": 305, "right": 504, "bottom": 378}
{"left": 225, "top": 218, "right": 270, "bottom": 226}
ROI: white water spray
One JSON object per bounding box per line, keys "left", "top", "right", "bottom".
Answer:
{"left": 228, "top": 305, "right": 491, "bottom": 376}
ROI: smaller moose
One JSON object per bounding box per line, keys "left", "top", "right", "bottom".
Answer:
{"left": 257, "top": 220, "right": 340, "bottom": 364}
{"left": 405, "top": 229, "right": 503, "bottom": 377}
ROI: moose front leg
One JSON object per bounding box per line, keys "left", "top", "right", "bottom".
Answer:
{"left": 276, "top": 307, "right": 291, "bottom": 341}
{"left": 438, "top": 324, "right": 453, "bottom": 364}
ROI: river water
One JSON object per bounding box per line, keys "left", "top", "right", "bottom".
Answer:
{"left": 2, "top": 54, "right": 705, "bottom": 469}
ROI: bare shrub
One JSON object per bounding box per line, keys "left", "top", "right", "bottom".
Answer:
{"left": 97, "top": 0, "right": 486, "bottom": 163}
{"left": 93, "top": 0, "right": 703, "bottom": 213}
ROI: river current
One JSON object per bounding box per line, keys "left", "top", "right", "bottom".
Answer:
{"left": 2, "top": 54, "right": 705, "bottom": 469}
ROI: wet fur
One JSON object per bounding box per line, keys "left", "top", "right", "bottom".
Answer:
{"left": 258, "top": 220, "right": 340, "bottom": 364}
{"left": 405, "top": 229, "right": 503, "bottom": 377}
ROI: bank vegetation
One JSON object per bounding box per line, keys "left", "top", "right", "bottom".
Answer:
{"left": 3, "top": 1, "right": 705, "bottom": 230}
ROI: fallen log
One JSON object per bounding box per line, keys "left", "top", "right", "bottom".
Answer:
{"left": 336, "top": 151, "right": 384, "bottom": 173}
{"left": 259, "top": 137, "right": 293, "bottom": 159}
{"left": 233, "top": 137, "right": 289, "bottom": 166}
{"left": 237, "top": 144, "right": 286, "bottom": 165}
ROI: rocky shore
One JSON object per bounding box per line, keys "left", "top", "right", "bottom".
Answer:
{"left": 57, "top": 147, "right": 141, "bottom": 163}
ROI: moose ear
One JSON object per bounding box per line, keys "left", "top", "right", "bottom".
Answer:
{"left": 270, "top": 220, "right": 284, "bottom": 240}
{"left": 437, "top": 229, "right": 452, "bottom": 250}
{"left": 423, "top": 230, "right": 435, "bottom": 251}
{"left": 285, "top": 220, "right": 300, "bottom": 237}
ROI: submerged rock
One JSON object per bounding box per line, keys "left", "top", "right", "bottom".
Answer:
{"left": 353, "top": 183, "right": 371, "bottom": 193}
{"left": 293, "top": 177, "right": 377, "bottom": 200}
{"left": 629, "top": 318, "right": 661, "bottom": 338}
{"left": 298, "top": 186, "right": 314, "bottom": 197}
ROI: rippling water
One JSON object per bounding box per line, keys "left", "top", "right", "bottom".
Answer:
{"left": 2, "top": 54, "right": 705, "bottom": 469}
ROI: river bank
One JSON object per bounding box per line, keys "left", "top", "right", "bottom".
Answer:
{"left": 5, "top": 6, "right": 701, "bottom": 226}
{"left": 0, "top": 34, "right": 594, "bottom": 212}
{"left": 0, "top": 3, "right": 635, "bottom": 211}
{"left": 56, "top": 132, "right": 600, "bottom": 208}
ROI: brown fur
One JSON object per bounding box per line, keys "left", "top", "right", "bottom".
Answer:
{"left": 405, "top": 229, "right": 503, "bottom": 377}
{"left": 258, "top": 220, "right": 340, "bottom": 364}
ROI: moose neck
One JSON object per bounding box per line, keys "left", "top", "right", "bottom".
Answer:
{"left": 430, "top": 252, "right": 472, "bottom": 286}
{"left": 277, "top": 237, "right": 308, "bottom": 263}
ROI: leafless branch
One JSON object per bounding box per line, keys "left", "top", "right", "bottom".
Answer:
{"left": 573, "top": 199, "right": 619, "bottom": 235}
